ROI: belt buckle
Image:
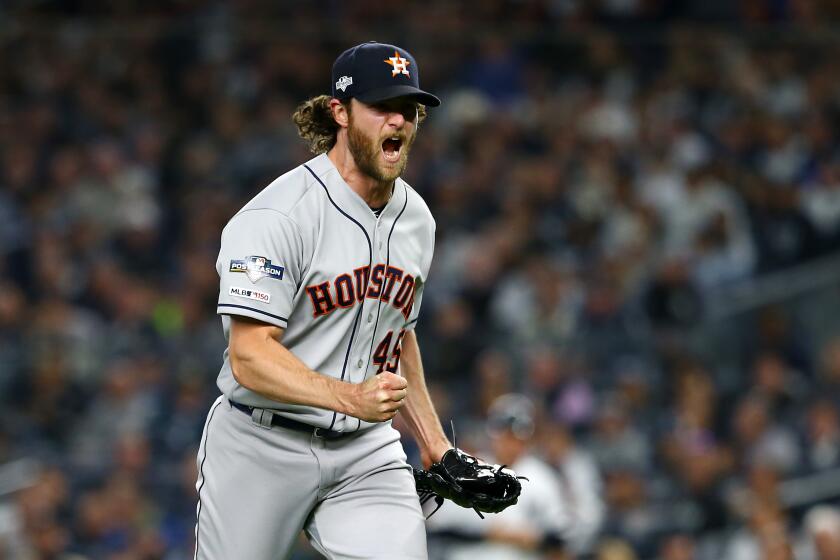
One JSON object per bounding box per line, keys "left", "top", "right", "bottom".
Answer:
{"left": 313, "top": 427, "right": 327, "bottom": 438}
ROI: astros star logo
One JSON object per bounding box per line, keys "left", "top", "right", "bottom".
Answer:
{"left": 384, "top": 50, "right": 410, "bottom": 77}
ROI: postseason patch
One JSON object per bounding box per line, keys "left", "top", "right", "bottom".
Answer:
{"left": 229, "top": 255, "right": 284, "bottom": 283}
{"left": 229, "top": 286, "right": 271, "bottom": 304}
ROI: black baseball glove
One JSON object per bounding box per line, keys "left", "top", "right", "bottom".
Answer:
{"left": 413, "top": 448, "right": 523, "bottom": 518}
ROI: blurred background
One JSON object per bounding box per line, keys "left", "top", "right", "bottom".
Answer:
{"left": 3, "top": 1, "right": 840, "bottom": 559}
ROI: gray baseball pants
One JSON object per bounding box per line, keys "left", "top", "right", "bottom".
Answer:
{"left": 194, "top": 396, "right": 427, "bottom": 559}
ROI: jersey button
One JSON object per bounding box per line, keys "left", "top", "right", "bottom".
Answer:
{"left": 357, "top": 359, "right": 364, "bottom": 368}
{"left": 367, "top": 313, "right": 373, "bottom": 323}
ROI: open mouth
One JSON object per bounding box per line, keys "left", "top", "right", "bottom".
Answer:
{"left": 381, "top": 136, "right": 403, "bottom": 163}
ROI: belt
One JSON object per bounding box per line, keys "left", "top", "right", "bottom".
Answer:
{"left": 229, "top": 400, "right": 348, "bottom": 439}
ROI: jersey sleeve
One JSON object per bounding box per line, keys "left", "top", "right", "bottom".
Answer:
{"left": 403, "top": 219, "right": 435, "bottom": 331}
{"left": 216, "top": 209, "right": 304, "bottom": 328}
{"left": 402, "top": 278, "right": 425, "bottom": 331}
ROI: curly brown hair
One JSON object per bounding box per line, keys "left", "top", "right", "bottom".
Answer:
{"left": 292, "top": 95, "right": 428, "bottom": 154}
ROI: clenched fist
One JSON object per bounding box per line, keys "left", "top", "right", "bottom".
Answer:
{"left": 350, "top": 372, "right": 408, "bottom": 422}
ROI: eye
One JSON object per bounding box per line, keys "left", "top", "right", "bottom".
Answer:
{"left": 403, "top": 105, "right": 419, "bottom": 122}
{"left": 377, "top": 101, "right": 418, "bottom": 121}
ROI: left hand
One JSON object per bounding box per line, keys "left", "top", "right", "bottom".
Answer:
{"left": 420, "top": 442, "right": 451, "bottom": 469}
{"left": 413, "top": 448, "right": 523, "bottom": 516}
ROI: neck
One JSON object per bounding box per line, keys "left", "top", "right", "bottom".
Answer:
{"left": 327, "top": 139, "right": 394, "bottom": 208}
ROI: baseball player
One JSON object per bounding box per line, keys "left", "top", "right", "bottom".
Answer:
{"left": 194, "top": 42, "right": 454, "bottom": 559}
{"left": 426, "top": 394, "right": 571, "bottom": 560}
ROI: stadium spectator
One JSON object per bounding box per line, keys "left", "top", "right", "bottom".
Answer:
{"left": 2, "top": 4, "right": 840, "bottom": 558}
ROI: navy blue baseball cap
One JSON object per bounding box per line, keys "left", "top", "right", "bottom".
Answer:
{"left": 331, "top": 41, "right": 441, "bottom": 107}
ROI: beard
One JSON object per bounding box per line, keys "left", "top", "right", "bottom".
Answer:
{"left": 347, "top": 116, "right": 414, "bottom": 184}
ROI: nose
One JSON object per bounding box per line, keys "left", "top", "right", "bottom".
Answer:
{"left": 386, "top": 110, "right": 406, "bottom": 129}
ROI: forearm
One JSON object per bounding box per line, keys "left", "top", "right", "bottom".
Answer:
{"left": 487, "top": 526, "right": 541, "bottom": 550}
{"left": 398, "top": 329, "right": 451, "bottom": 467}
{"left": 231, "top": 327, "right": 355, "bottom": 414}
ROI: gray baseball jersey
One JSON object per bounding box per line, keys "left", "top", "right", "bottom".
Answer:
{"left": 215, "top": 152, "right": 435, "bottom": 431}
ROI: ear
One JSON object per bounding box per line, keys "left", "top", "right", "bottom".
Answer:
{"left": 330, "top": 98, "right": 350, "bottom": 128}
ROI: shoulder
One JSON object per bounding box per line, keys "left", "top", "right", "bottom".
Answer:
{"left": 240, "top": 157, "right": 326, "bottom": 216}
{"left": 515, "top": 455, "right": 562, "bottom": 489}
{"left": 225, "top": 155, "right": 331, "bottom": 232}
{"left": 400, "top": 179, "right": 436, "bottom": 233}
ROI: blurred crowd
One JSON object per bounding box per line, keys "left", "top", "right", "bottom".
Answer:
{"left": 3, "top": 2, "right": 840, "bottom": 559}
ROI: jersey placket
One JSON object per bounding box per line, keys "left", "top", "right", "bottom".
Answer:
{"left": 353, "top": 207, "right": 391, "bottom": 383}
{"left": 358, "top": 187, "right": 409, "bottom": 382}
{"left": 348, "top": 187, "right": 407, "bottom": 433}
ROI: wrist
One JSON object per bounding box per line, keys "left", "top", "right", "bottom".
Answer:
{"left": 331, "top": 378, "right": 358, "bottom": 417}
{"left": 421, "top": 440, "right": 452, "bottom": 468}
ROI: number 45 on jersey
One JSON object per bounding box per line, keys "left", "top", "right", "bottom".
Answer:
{"left": 373, "top": 328, "right": 406, "bottom": 374}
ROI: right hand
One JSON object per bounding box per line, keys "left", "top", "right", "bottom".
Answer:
{"left": 351, "top": 372, "right": 408, "bottom": 422}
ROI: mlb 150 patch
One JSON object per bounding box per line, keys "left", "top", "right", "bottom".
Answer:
{"left": 230, "top": 256, "right": 284, "bottom": 283}
{"left": 229, "top": 286, "right": 271, "bottom": 303}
